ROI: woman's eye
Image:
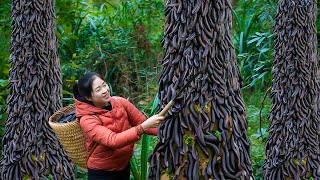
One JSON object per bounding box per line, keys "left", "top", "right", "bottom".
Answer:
{"left": 103, "top": 83, "right": 107, "bottom": 87}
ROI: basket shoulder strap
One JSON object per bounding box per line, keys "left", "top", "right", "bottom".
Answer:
{"left": 87, "top": 115, "right": 102, "bottom": 160}
{"left": 91, "top": 114, "right": 102, "bottom": 123}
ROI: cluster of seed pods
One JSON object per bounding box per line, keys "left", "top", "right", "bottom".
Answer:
{"left": 148, "top": 0, "right": 253, "bottom": 179}
{"left": 263, "top": 0, "right": 320, "bottom": 179}
{"left": 0, "top": 0, "right": 74, "bottom": 179}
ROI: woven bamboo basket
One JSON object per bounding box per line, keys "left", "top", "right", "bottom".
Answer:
{"left": 49, "top": 104, "right": 88, "bottom": 172}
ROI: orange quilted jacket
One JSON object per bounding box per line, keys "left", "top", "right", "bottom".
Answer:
{"left": 74, "top": 96, "right": 157, "bottom": 171}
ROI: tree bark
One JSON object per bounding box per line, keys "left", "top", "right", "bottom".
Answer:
{"left": 148, "top": 0, "right": 253, "bottom": 179}
{"left": 263, "top": 0, "right": 320, "bottom": 179}
{"left": 0, "top": 0, "right": 74, "bottom": 179}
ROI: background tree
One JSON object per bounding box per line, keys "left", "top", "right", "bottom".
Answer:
{"left": 0, "top": 0, "right": 74, "bottom": 179}
{"left": 148, "top": 0, "right": 253, "bottom": 179}
{"left": 263, "top": 0, "right": 320, "bottom": 178}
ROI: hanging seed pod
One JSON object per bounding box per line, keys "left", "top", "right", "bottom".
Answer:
{"left": 0, "top": 0, "right": 75, "bottom": 179}
{"left": 148, "top": 0, "right": 253, "bottom": 179}
{"left": 263, "top": 0, "right": 320, "bottom": 179}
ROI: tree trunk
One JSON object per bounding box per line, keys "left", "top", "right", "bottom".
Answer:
{"left": 148, "top": 0, "right": 253, "bottom": 179}
{"left": 263, "top": 0, "right": 320, "bottom": 179}
{"left": 0, "top": 0, "right": 74, "bottom": 179}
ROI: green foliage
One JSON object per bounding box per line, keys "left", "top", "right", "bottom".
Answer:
{"left": 244, "top": 90, "right": 271, "bottom": 180}
{"left": 233, "top": 0, "right": 276, "bottom": 89}
{"left": 212, "top": 131, "right": 220, "bottom": 138}
{"left": 74, "top": 166, "right": 88, "bottom": 180}
{"left": 139, "top": 135, "right": 150, "bottom": 180}
{"left": 55, "top": 0, "right": 164, "bottom": 101}
{"left": 0, "top": 0, "right": 10, "bottom": 72}
{"left": 0, "top": 79, "right": 8, "bottom": 147}
{"left": 130, "top": 155, "right": 141, "bottom": 180}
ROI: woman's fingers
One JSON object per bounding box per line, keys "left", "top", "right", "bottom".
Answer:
{"left": 153, "top": 115, "right": 165, "bottom": 126}
{"left": 142, "top": 114, "right": 165, "bottom": 129}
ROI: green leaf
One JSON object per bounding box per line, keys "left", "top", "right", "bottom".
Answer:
{"left": 254, "top": 65, "right": 264, "bottom": 71}
{"left": 247, "top": 37, "right": 261, "bottom": 44}
{"left": 140, "top": 135, "right": 150, "bottom": 180}
{"left": 213, "top": 131, "right": 220, "bottom": 138}
{"left": 231, "top": 8, "right": 241, "bottom": 29}
{"left": 0, "top": 79, "right": 8, "bottom": 86}
{"left": 69, "top": 34, "right": 79, "bottom": 40}
{"left": 150, "top": 94, "right": 158, "bottom": 115}
{"left": 248, "top": 77, "right": 259, "bottom": 87}
{"left": 3, "top": 66, "right": 9, "bottom": 75}
{"left": 257, "top": 71, "right": 267, "bottom": 79}
{"left": 252, "top": 128, "right": 268, "bottom": 138}
{"left": 108, "top": 83, "right": 114, "bottom": 96}
{"left": 259, "top": 48, "right": 269, "bottom": 53}
{"left": 130, "top": 155, "right": 141, "bottom": 180}
{"left": 62, "top": 90, "right": 72, "bottom": 95}
{"left": 239, "top": 32, "right": 244, "bottom": 54}
{"left": 256, "top": 36, "right": 266, "bottom": 46}
{"left": 68, "top": 62, "right": 80, "bottom": 68}
{"left": 87, "top": 16, "right": 97, "bottom": 30}
{"left": 244, "top": 15, "right": 254, "bottom": 39}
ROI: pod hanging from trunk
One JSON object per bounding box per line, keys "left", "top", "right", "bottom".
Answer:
{"left": 0, "top": 0, "right": 75, "bottom": 179}
{"left": 263, "top": 0, "right": 320, "bottom": 179}
{"left": 149, "top": 0, "right": 253, "bottom": 179}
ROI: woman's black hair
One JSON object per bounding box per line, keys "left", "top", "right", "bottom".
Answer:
{"left": 73, "top": 72, "right": 101, "bottom": 104}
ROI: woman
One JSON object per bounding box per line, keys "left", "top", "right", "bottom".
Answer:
{"left": 73, "top": 72, "right": 165, "bottom": 180}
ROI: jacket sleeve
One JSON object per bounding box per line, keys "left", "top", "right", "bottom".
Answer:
{"left": 80, "top": 115, "right": 142, "bottom": 149}
{"left": 118, "top": 97, "right": 158, "bottom": 136}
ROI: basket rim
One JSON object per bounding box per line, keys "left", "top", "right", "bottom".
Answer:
{"left": 49, "top": 104, "right": 76, "bottom": 123}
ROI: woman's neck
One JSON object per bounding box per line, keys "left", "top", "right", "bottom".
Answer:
{"left": 93, "top": 101, "right": 111, "bottom": 109}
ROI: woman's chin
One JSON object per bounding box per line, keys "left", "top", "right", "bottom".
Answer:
{"left": 103, "top": 97, "right": 111, "bottom": 103}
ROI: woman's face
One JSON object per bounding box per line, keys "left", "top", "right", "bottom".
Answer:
{"left": 87, "top": 76, "right": 111, "bottom": 108}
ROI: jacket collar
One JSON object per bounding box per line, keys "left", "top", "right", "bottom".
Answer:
{"left": 74, "top": 96, "right": 118, "bottom": 117}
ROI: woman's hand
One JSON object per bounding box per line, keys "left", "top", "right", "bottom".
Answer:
{"left": 141, "top": 114, "right": 165, "bottom": 131}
